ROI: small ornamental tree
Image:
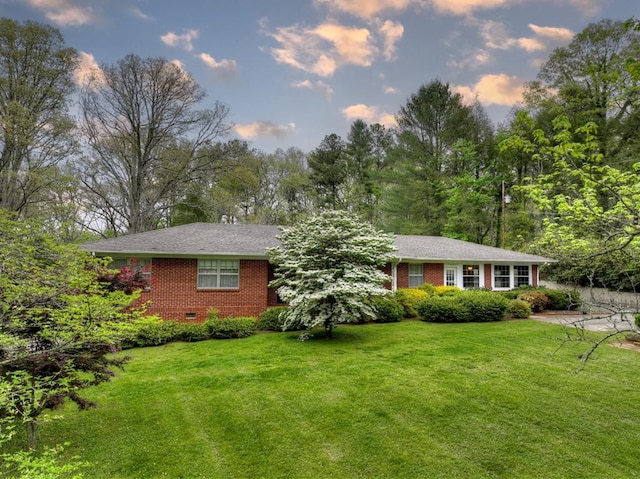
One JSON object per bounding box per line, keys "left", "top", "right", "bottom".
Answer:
{"left": 267, "top": 210, "right": 396, "bottom": 338}
{"left": 0, "top": 212, "right": 149, "bottom": 449}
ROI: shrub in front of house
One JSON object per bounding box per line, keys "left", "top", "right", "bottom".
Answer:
{"left": 172, "top": 322, "right": 210, "bottom": 342}
{"left": 205, "top": 310, "right": 256, "bottom": 339}
{"left": 372, "top": 295, "right": 404, "bottom": 323}
{"left": 416, "top": 290, "right": 509, "bottom": 323}
{"left": 516, "top": 291, "right": 549, "bottom": 313}
{"left": 416, "top": 282, "right": 436, "bottom": 295}
{"left": 539, "top": 288, "right": 581, "bottom": 310}
{"left": 433, "top": 285, "right": 462, "bottom": 296}
{"left": 255, "top": 306, "right": 290, "bottom": 331}
{"left": 508, "top": 299, "right": 532, "bottom": 319}
{"left": 395, "top": 288, "right": 429, "bottom": 317}
{"left": 121, "top": 317, "right": 209, "bottom": 348}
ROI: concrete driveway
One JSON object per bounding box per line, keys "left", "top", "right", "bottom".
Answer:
{"left": 530, "top": 311, "right": 637, "bottom": 332}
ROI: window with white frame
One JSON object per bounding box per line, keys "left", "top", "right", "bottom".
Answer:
{"left": 408, "top": 263, "right": 424, "bottom": 288}
{"left": 462, "top": 265, "right": 480, "bottom": 288}
{"left": 514, "top": 265, "right": 530, "bottom": 287}
{"left": 197, "top": 259, "right": 239, "bottom": 289}
{"left": 445, "top": 267, "right": 456, "bottom": 287}
{"left": 494, "top": 265, "right": 511, "bottom": 289}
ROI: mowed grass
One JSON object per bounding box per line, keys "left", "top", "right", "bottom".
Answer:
{"left": 26, "top": 320, "right": 640, "bottom": 478}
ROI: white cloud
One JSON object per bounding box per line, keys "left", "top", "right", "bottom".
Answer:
{"left": 431, "top": 0, "right": 513, "bottom": 15}
{"left": 234, "top": 121, "right": 296, "bottom": 140}
{"left": 454, "top": 73, "right": 524, "bottom": 106}
{"left": 291, "top": 80, "right": 334, "bottom": 99}
{"left": 528, "top": 24, "right": 574, "bottom": 42}
{"left": 566, "top": 0, "right": 600, "bottom": 16}
{"left": 342, "top": 104, "right": 396, "bottom": 126}
{"left": 161, "top": 30, "right": 199, "bottom": 52}
{"left": 198, "top": 53, "right": 238, "bottom": 80}
{"left": 378, "top": 20, "right": 404, "bottom": 60}
{"left": 128, "top": 6, "right": 153, "bottom": 21}
{"left": 447, "top": 49, "right": 491, "bottom": 69}
{"left": 314, "top": 0, "right": 424, "bottom": 19}
{"left": 384, "top": 85, "right": 398, "bottom": 94}
{"left": 478, "top": 20, "right": 546, "bottom": 53}
{"left": 25, "top": 0, "right": 97, "bottom": 26}
{"left": 74, "top": 51, "right": 104, "bottom": 87}
{"left": 266, "top": 21, "right": 378, "bottom": 77}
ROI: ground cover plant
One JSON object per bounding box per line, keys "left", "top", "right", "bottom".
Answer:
{"left": 9, "top": 320, "right": 640, "bottom": 479}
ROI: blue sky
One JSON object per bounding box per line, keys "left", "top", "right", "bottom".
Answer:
{"left": 2, "top": 0, "right": 638, "bottom": 152}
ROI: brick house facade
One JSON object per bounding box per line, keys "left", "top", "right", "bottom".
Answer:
{"left": 83, "top": 223, "right": 552, "bottom": 322}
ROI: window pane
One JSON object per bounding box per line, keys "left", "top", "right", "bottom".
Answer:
{"left": 197, "top": 259, "right": 239, "bottom": 289}
{"left": 220, "top": 274, "right": 239, "bottom": 288}
{"left": 463, "top": 265, "right": 479, "bottom": 289}
{"left": 514, "top": 265, "right": 530, "bottom": 287}
{"left": 198, "top": 274, "right": 218, "bottom": 289}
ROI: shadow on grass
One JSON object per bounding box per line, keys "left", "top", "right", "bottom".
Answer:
{"left": 283, "top": 324, "right": 369, "bottom": 344}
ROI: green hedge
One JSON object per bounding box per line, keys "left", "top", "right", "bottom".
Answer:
{"left": 394, "top": 288, "right": 429, "bottom": 318}
{"left": 205, "top": 313, "right": 256, "bottom": 339}
{"left": 121, "top": 320, "right": 209, "bottom": 349}
{"left": 508, "top": 299, "right": 532, "bottom": 319}
{"left": 372, "top": 296, "right": 404, "bottom": 323}
{"left": 416, "top": 290, "right": 510, "bottom": 323}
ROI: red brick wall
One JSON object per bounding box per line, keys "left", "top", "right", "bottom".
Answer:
{"left": 484, "top": 264, "right": 492, "bottom": 289}
{"left": 424, "top": 263, "right": 444, "bottom": 286}
{"left": 396, "top": 263, "right": 409, "bottom": 288}
{"left": 134, "top": 258, "right": 270, "bottom": 321}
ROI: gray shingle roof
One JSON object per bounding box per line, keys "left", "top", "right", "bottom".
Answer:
{"left": 82, "top": 222, "right": 553, "bottom": 264}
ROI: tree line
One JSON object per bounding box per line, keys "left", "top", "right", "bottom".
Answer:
{"left": 2, "top": 16, "right": 640, "bottom": 288}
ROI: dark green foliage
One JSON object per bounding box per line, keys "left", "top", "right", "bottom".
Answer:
{"left": 371, "top": 296, "right": 404, "bottom": 323}
{"left": 417, "top": 290, "right": 510, "bottom": 323}
{"left": 394, "top": 288, "right": 429, "bottom": 317}
{"left": 508, "top": 299, "right": 532, "bottom": 319}
{"left": 516, "top": 291, "right": 549, "bottom": 313}
{"left": 121, "top": 321, "right": 209, "bottom": 348}
{"left": 205, "top": 316, "right": 256, "bottom": 339}
{"left": 539, "top": 288, "right": 580, "bottom": 310}
{"left": 255, "top": 307, "right": 291, "bottom": 331}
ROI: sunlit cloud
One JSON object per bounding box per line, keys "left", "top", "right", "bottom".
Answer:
{"left": 378, "top": 20, "right": 404, "bottom": 60}
{"left": 291, "top": 80, "right": 334, "bottom": 99}
{"left": 454, "top": 73, "right": 524, "bottom": 106}
{"left": 314, "top": 0, "right": 424, "bottom": 19}
{"left": 128, "top": 6, "right": 153, "bottom": 21}
{"left": 25, "top": 0, "right": 97, "bottom": 26}
{"left": 265, "top": 21, "right": 378, "bottom": 77}
{"left": 74, "top": 51, "right": 104, "bottom": 87}
{"left": 342, "top": 104, "right": 396, "bottom": 127}
{"left": 447, "top": 49, "right": 491, "bottom": 69}
{"left": 161, "top": 29, "right": 199, "bottom": 52}
{"left": 431, "top": 0, "right": 512, "bottom": 15}
{"left": 479, "top": 20, "right": 546, "bottom": 52}
{"left": 566, "top": 0, "right": 600, "bottom": 16}
{"left": 528, "top": 24, "right": 574, "bottom": 42}
{"left": 234, "top": 121, "right": 297, "bottom": 140}
{"left": 198, "top": 53, "right": 238, "bottom": 80}
{"left": 384, "top": 85, "right": 398, "bottom": 94}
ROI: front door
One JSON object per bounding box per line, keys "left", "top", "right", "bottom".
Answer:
{"left": 445, "top": 266, "right": 457, "bottom": 287}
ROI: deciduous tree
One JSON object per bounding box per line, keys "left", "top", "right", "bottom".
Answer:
{"left": 79, "top": 54, "right": 230, "bottom": 235}
{"left": 267, "top": 210, "right": 396, "bottom": 338}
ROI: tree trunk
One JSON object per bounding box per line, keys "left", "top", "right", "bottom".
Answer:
{"left": 26, "top": 419, "right": 38, "bottom": 450}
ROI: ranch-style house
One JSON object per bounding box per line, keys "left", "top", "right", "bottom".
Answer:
{"left": 82, "top": 222, "right": 553, "bottom": 321}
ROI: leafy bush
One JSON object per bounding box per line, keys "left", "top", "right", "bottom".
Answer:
{"left": 635, "top": 313, "right": 640, "bottom": 328}
{"left": 540, "top": 288, "right": 580, "bottom": 310}
{"left": 433, "top": 285, "right": 462, "bottom": 296}
{"left": 255, "top": 307, "right": 289, "bottom": 331}
{"left": 205, "top": 314, "right": 256, "bottom": 339}
{"left": 121, "top": 318, "right": 209, "bottom": 348}
{"left": 416, "top": 282, "right": 436, "bottom": 295}
{"left": 416, "top": 296, "right": 471, "bottom": 323}
{"left": 372, "top": 296, "right": 404, "bottom": 323}
{"left": 417, "top": 290, "right": 509, "bottom": 323}
{"left": 394, "top": 288, "right": 429, "bottom": 318}
{"left": 517, "top": 291, "right": 549, "bottom": 313}
{"left": 508, "top": 299, "right": 532, "bottom": 319}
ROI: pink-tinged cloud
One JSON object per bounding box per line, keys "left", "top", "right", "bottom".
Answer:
{"left": 378, "top": 20, "right": 404, "bottom": 60}
{"left": 234, "top": 121, "right": 297, "bottom": 140}
{"left": 566, "top": 0, "right": 600, "bottom": 16}
{"left": 454, "top": 74, "right": 525, "bottom": 106}
{"left": 74, "top": 51, "right": 104, "bottom": 87}
{"left": 266, "top": 21, "right": 378, "bottom": 77}
{"left": 342, "top": 104, "right": 396, "bottom": 127}
{"left": 314, "top": 0, "right": 423, "bottom": 19}
{"left": 431, "top": 0, "right": 511, "bottom": 15}
{"left": 25, "top": 0, "right": 96, "bottom": 26}
{"left": 528, "top": 24, "right": 574, "bottom": 42}
{"left": 291, "top": 80, "right": 334, "bottom": 99}
{"left": 198, "top": 53, "right": 238, "bottom": 80}
{"left": 479, "top": 20, "right": 546, "bottom": 52}
{"left": 161, "top": 30, "right": 199, "bottom": 52}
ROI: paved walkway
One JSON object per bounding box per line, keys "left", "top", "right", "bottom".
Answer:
{"left": 530, "top": 311, "right": 636, "bottom": 332}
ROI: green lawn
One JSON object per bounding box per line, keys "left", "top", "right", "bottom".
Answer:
{"left": 24, "top": 320, "right": 640, "bottom": 478}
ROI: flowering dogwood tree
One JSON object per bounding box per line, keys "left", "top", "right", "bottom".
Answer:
{"left": 268, "top": 210, "right": 396, "bottom": 338}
